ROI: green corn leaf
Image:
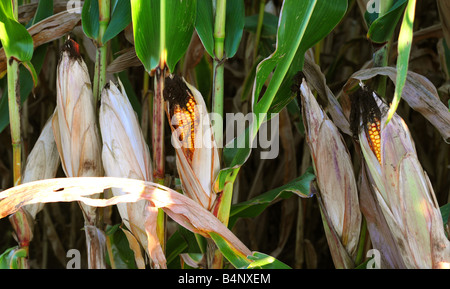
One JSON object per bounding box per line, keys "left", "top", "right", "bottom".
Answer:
{"left": 244, "top": 12, "right": 278, "bottom": 38}
{"left": 0, "top": 1, "right": 34, "bottom": 62}
{"left": 208, "top": 231, "right": 252, "bottom": 269}
{"left": 245, "top": 252, "right": 292, "bottom": 269}
{"left": 105, "top": 224, "right": 137, "bottom": 269}
{"left": 224, "top": 0, "right": 245, "bottom": 58}
{"left": 0, "top": 0, "right": 53, "bottom": 134}
{"left": 386, "top": 0, "right": 416, "bottom": 124}
{"left": 440, "top": 203, "right": 450, "bottom": 231}
{"left": 81, "top": 0, "right": 100, "bottom": 40}
{"left": 195, "top": 0, "right": 214, "bottom": 57}
{"left": 131, "top": 0, "right": 196, "bottom": 72}
{"left": 366, "top": 0, "right": 408, "bottom": 44}
{"left": 196, "top": 0, "right": 245, "bottom": 59}
{"left": 0, "top": 45, "right": 47, "bottom": 134}
{"left": 218, "top": 0, "right": 347, "bottom": 190}
{"left": 0, "top": 246, "right": 27, "bottom": 269}
{"left": 228, "top": 168, "right": 315, "bottom": 228}
{"left": 102, "top": 0, "right": 132, "bottom": 43}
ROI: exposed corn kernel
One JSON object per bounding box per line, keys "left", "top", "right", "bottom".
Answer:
{"left": 171, "top": 92, "right": 199, "bottom": 161}
{"left": 367, "top": 118, "right": 381, "bottom": 163}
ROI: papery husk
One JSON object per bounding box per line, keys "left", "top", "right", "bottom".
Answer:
{"left": 99, "top": 80, "right": 164, "bottom": 268}
{"left": 22, "top": 112, "right": 60, "bottom": 219}
{"left": 9, "top": 113, "right": 61, "bottom": 251}
{"left": 358, "top": 95, "right": 450, "bottom": 268}
{"left": 165, "top": 75, "right": 220, "bottom": 211}
{"left": 52, "top": 40, "right": 105, "bottom": 268}
{"left": 300, "top": 80, "right": 362, "bottom": 268}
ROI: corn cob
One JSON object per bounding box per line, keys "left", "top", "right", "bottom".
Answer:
{"left": 353, "top": 84, "right": 450, "bottom": 268}
{"left": 163, "top": 74, "right": 220, "bottom": 211}
{"left": 300, "top": 79, "right": 362, "bottom": 268}
{"left": 164, "top": 74, "right": 201, "bottom": 162}
{"left": 100, "top": 80, "right": 166, "bottom": 268}
{"left": 52, "top": 39, "right": 105, "bottom": 269}
{"left": 350, "top": 84, "right": 383, "bottom": 164}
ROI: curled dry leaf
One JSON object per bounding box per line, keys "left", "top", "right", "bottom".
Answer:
{"left": 300, "top": 79, "right": 361, "bottom": 268}
{"left": 163, "top": 74, "right": 220, "bottom": 211}
{"left": 0, "top": 177, "right": 252, "bottom": 264}
{"left": 303, "top": 52, "right": 351, "bottom": 136}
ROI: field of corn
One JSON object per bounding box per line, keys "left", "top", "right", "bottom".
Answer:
{"left": 0, "top": 0, "right": 449, "bottom": 270}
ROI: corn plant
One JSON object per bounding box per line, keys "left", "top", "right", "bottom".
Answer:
{"left": 0, "top": 0, "right": 449, "bottom": 270}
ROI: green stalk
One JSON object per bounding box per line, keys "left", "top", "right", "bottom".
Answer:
{"left": 93, "top": 0, "right": 110, "bottom": 103}
{"left": 7, "top": 0, "right": 31, "bottom": 269}
{"left": 253, "top": 0, "right": 265, "bottom": 62}
{"left": 207, "top": 0, "right": 227, "bottom": 269}
{"left": 7, "top": 59, "right": 21, "bottom": 186}
{"left": 212, "top": 0, "right": 226, "bottom": 149}
{"left": 354, "top": 218, "right": 368, "bottom": 266}
{"left": 153, "top": 0, "right": 167, "bottom": 255}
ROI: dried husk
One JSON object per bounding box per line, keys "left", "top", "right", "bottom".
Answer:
{"left": 165, "top": 75, "right": 220, "bottom": 211}
{"left": 3, "top": 116, "right": 59, "bottom": 264}
{"left": 22, "top": 112, "right": 60, "bottom": 219}
{"left": 300, "top": 80, "right": 362, "bottom": 268}
{"left": 99, "top": 80, "right": 163, "bottom": 268}
{"left": 52, "top": 40, "right": 105, "bottom": 268}
{"left": 358, "top": 95, "right": 450, "bottom": 268}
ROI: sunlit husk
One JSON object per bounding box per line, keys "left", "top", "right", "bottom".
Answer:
{"left": 100, "top": 80, "right": 164, "bottom": 268}
{"left": 165, "top": 75, "right": 220, "bottom": 211}
{"left": 300, "top": 80, "right": 361, "bottom": 268}
{"left": 359, "top": 96, "right": 450, "bottom": 268}
{"left": 52, "top": 40, "right": 105, "bottom": 268}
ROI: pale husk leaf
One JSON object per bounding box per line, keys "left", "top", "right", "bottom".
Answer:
{"left": 100, "top": 80, "right": 160, "bottom": 266}
{"left": 300, "top": 80, "right": 361, "bottom": 266}
{"left": 22, "top": 113, "right": 60, "bottom": 219}
{"left": 359, "top": 99, "right": 450, "bottom": 268}
{"left": 52, "top": 46, "right": 104, "bottom": 268}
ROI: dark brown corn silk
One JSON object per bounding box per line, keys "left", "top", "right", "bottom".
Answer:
{"left": 163, "top": 75, "right": 200, "bottom": 161}
{"left": 349, "top": 85, "right": 383, "bottom": 164}
{"left": 61, "top": 38, "right": 82, "bottom": 60}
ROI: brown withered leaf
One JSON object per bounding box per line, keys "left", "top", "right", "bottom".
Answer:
{"left": 107, "top": 48, "right": 142, "bottom": 74}
{"left": 437, "top": 0, "right": 450, "bottom": 48}
{"left": 0, "top": 177, "right": 252, "bottom": 262}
